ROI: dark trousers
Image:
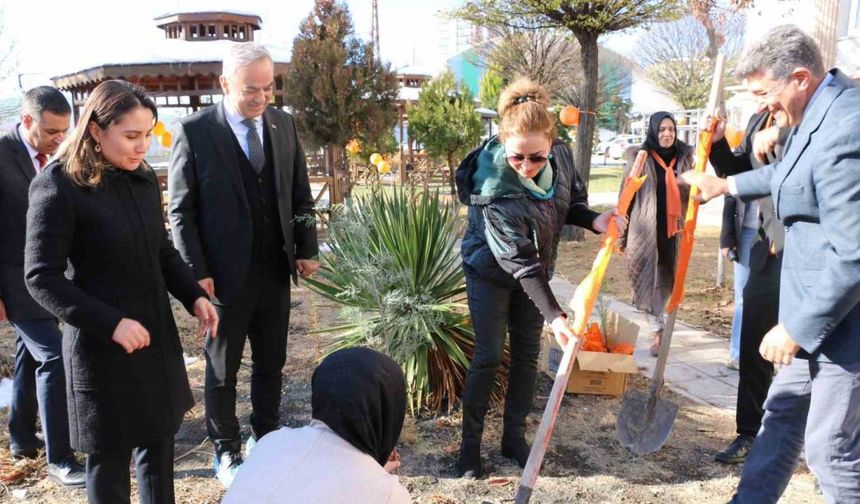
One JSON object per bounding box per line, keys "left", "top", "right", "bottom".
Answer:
{"left": 461, "top": 272, "right": 544, "bottom": 448}
{"left": 205, "top": 264, "right": 291, "bottom": 456}
{"left": 736, "top": 256, "right": 780, "bottom": 436}
{"left": 8, "top": 319, "right": 72, "bottom": 464}
{"left": 85, "top": 435, "right": 174, "bottom": 504}
{"left": 731, "top": 359, "right": 860, "bottom": 504}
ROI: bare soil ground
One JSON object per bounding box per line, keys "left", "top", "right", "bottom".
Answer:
{"left": 0, "top": 238, "right": 820, "bottom": 502}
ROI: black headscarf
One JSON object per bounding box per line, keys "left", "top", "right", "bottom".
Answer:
{"left": 311, "top": 347, "right": 407, "bottom": 466}
{"left": 643, "top": 111, "right": 677, "bottom": 164}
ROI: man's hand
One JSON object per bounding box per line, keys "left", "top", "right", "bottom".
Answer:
{"left": 198, "top": 277, "right": 215, "bottom": 298}
{"left": 0, "top": 298, "right": 6, "bottom": 322}
{"left": 753, "top": 126, "right": 780, "bottom": 163}
{"left": 720, "top": 247, "right": 729, "bottom": 259}
{"left": 759, "top": 323, "right": 800, "bottom": 365}
{"left": 296, "top": 259, "right": 320, "bottom": 278}
{"left": 679, "top": 171, "right": 729, "bottom": 203}
{"left": 112, "top": 318, "right": 151, "bottom": 354}
{"left": 193, "top": 297, "right": 219, "bottom": 339}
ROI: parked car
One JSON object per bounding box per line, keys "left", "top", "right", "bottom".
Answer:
{"left": 595, "top": 135, "right": 638, "bottom": 160}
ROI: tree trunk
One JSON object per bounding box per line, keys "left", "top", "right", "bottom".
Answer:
{"left": 575, "top": 33, "right": 599, "bottom": 185}
{"left": 564, "top": 33, "right": 600, "bottom": 242}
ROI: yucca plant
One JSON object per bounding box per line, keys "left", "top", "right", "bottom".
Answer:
{"left": 305, "top": 187, "right": 508, "bottom": 414}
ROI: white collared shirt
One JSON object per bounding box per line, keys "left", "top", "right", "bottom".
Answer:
{"left": 17, "top": 124, "right": 43, "bottom": 173}
{"left": 222, "top": 97, "right": 265, "bottom": 160}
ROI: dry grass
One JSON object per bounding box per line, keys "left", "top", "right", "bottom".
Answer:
{"left": 0, "top": 236, "right": 822, "bottom": 504}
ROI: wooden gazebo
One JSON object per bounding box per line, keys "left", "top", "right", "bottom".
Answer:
{"left": 50, "top": 10, "right": 291, "bottom": 118}
{"left": 48, "top": 10, "right": 345, "bottom": 205}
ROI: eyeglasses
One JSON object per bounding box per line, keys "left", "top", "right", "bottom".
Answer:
{"left": 506, "top": 152, "right": 552, "bottom": 167}
{"left": 754, "top": 78, "right": 789, "bottom": 101}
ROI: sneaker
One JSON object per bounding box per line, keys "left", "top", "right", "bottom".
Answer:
{"left": 213, "top": 451, "right": 243, "bottom": 488}
{"left": 726, "top": 358, "right": 740, "bottom": 371}
{"left": 46, "top": 457, "right": 86, "bottom": 487}
{"left": 715, "top": 435, "right": 755, "bottom": 464}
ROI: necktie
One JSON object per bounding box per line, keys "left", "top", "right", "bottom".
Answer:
{"left": 35, "top": 152, "right": 48, "bottom": 172}
{"left": 241, "top": 118, "right": 265, "bottom": 174}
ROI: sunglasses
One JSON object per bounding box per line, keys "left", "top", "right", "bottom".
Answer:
{"left": 507, "top": 152, "right": 552, "bottom": 166}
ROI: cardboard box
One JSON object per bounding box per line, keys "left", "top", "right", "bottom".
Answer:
{"left": 539, "top": 311, "right": 640, "bottom": 397}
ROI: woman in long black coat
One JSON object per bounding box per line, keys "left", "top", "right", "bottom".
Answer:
{"left": 25, "top": 80, "right": 219, "bottom": 504}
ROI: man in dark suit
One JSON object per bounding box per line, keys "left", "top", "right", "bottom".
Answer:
{"left": 168, "top": 43, "right": 319, "bottom": 488}
{"left": 709, "top": 109, "right": 789, "bottom": 464}
{"left": 0, "top": 86, "right": 84, "bottom": 485}
{"left": 685, "top": 24, "right": 860, "bottom": 503}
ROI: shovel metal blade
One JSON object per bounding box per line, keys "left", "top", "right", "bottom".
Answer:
{"left": 616, "top": 389, "right": 679, "bottom": 455}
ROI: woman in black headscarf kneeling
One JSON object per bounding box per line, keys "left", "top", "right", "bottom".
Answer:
{"left": 223, "top": 347, "right": 410, "bottom": 504}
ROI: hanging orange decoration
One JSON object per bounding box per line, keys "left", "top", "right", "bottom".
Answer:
{"left": 559, "top": 105, "right": 580, "bottom": 126}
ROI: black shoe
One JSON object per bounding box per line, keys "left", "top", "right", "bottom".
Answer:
{"left": 46, "top": 457, "right": 86, "bottom": 487}
{"left": 715, "top": 435, "right": 755, "bottom": 464}
{"left": 10, "top": 439, "right": 45, "bottom": 460}
{"left": 501, "top": 436, "right": 531, "bottom": 468}
{"left": 456, "top": 442, "right": 482, "bottom": 479}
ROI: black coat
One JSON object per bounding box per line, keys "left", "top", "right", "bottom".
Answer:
{"left": 457, "top": 139, "right": 598, "bottom": 283}
{"left": 25, "top": 162, "right": 206, "bottom": 453}
{"left": 456, "top": 139, "right": 598, "bottom": 321}
{"left": 0, "top": 126, "right": 53, "bottom": 320}
{"left": 709, "top": 111, "right": 789, "bottom": 272}
{"left": 167, "top": 103, "right": 318, "bottom": 305}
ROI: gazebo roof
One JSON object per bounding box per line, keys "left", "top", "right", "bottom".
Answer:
{"left": 154, "top": 10, "right": 262, "bottom": 25}
{"left": 51, "top": 39, "right": 291, "bottom": 90}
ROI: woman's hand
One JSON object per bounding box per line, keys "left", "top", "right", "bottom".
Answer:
{"left": 383, "top": 448, "right": 401, "bottom": 474}
{"left": 592, "top": 208, "right": 626, "bottom": 234}
{"left": 112, "top": 318, "right": 151, "bottom": 354}
{"left": 193, "top": 297, "right": 219, "bottom": 339}
{"left": 550, "top": 315, "right": 575, "bottom": 348}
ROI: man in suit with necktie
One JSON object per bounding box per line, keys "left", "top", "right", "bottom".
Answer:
{"left": 0, "top": 86, "right": 85, "bottom": 486}
{"left": 684, "top": 24, "right": 860, "bottom": 503}
{"left": 168, "top": 43, "right": 319, "bottom": 488}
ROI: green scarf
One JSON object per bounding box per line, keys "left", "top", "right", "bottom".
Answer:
{"left": 472, "top": 136, "right": 555, "bottom": 200}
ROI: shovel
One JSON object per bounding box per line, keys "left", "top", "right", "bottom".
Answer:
{"left": 615, "top": 310, "right": 679, "bottom": 455}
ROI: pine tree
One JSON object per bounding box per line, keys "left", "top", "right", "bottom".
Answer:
{"left": 408, "top": 72, "right": 483, "bottom": 195}
{"left": 285, "top": 0, "right": 400, "bottom": 159}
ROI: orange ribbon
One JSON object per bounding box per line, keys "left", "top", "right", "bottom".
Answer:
{"left": 570, "top": 151, "right": 648, "bottom": 336}
{"left": 665, "top": 118, "right": 718, "bottom": 313}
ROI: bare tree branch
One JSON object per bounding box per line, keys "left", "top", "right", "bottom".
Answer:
{"left": 635, "top": 13, "right": 743, "bottom": 108}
